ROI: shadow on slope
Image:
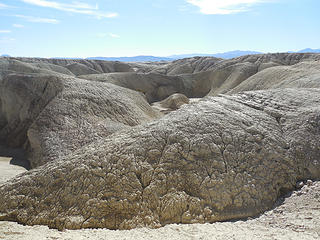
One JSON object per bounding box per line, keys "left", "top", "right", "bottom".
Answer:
{"left": 0, "top": 145, "right": 30, "bottom": 170}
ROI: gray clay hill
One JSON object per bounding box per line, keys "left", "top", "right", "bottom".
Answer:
{"left": 0, "top": 53, "right": 319, "bottom": 230}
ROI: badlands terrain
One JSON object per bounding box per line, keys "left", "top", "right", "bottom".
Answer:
{"left": 0, "top": 53, "right": 319, "bottom": 239}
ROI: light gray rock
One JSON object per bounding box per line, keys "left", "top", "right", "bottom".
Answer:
{"left": 127, "top": 53, "right": 320, "bottom": 101}
{"left": 65, "top": 63, "right": 101, "bottom": 76}
{"left": 152, "top": 93, "right": 189, "bottom": 114}
{"left": 0, "top": 73, "right": 64, "bottom": 148}
{"left": 0, "top": 58, "right": 74, "bottom": 79}
{"left": 0, "top": 73, "right": 161, "bottom": 168}
{"left": 1, "top": 57, "right": 135, "bottom": 76}
{"left": 0, "top": 88, "right": 319, "bottom": 230}
{"left": 148, "top": 57, "right": 222, "bottom": 75}
{"left": 79, "top": 72, "right": 186, "bottom": 103}
{"left": 204, "top": 53, "right": 320, "bottom": 96}
{"left": 228, "top": 61, "right": 320, "bottom": 94}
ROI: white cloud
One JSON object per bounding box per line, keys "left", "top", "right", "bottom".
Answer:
{"left": 0, "top": 37, "right": 15, "bottom": 42}
{"left": 109, "top": 33, "right": 120, "bottom": 38}
{"left": 0, "top": 3, "right": 10, "bottom": 8}
{"left": 0, "top": 30, "right": 11, "bottom": 33}
{"left": 186, "top": 0, "right": 274, "bottom": 14}
{"left": 21, "top": 0, "right": 118, "bottom": 19}
{"left": 14, "top": 14, "right": 59, "bottom": 24}
{"left": 13, "top": 24, "right": 24, "bottom": 28}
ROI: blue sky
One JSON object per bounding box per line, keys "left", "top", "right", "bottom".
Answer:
{"left": 0, "top": 0, "right": 319, "bottom": 57}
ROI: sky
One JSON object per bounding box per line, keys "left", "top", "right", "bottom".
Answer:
{"left": 0, "top": 0, "right": 319, "bottom": 58}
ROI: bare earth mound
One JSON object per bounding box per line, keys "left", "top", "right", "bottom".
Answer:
{"left": 0, "top": 88, "right": 319, "bottom": 230}
{"left": 0, "top": 148, "right": 319, "bottom": 239}
{"left": 0, "top": 54, "right": 319, "bottom": 237}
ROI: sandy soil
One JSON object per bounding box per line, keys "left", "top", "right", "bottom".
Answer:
{"left": 0, "top": 156, "right": 319, "bottom": 240}
{"left": 0, "top": 157, "right": 26, "bottom": 184}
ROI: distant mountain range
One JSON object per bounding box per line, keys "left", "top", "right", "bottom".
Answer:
{"left": 87, "top": 51, "right": 263, "bottom": 62}
{"left": 2, "top": 48, "right": 320, "bottom": 62}
{"left": 86, "top": 55, "right": 173, "bottom": 62}
{"left": 168, "top": 50, "right": 263, "bottom": 60}
{"left": 88, "top": 49, "right": 320, "bottom": 62}
{"left": 297, "top": 48, "right": 320, "bottom": 53}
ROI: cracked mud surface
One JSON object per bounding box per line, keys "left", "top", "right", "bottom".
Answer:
{"left": 0, "top": 88, "right": 319, "bottom": 231}
{"left": 0, "top": 158, "right": 319, "bottom": 239}
{"left": 1, "top": 54, "right": 320, "bottom": 237}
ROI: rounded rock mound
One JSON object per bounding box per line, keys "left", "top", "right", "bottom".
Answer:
{"left": 151, "top": 93, "right": 190, "bottom": 114}
{"left": 0, "top": 73, "right": 161, "bottom": 168}
{"left": 0, "top": 88, "right": 319, "bottom": 230}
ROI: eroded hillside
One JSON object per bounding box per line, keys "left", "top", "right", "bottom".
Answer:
{"left": 0, "top": 53, "right": 319, "bottom": 230}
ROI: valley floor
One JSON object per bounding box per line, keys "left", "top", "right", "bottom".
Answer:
{"left": 0, "top": 157, "right": 319, "bottom": 240}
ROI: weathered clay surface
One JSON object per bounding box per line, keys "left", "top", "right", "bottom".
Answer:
{"left": 203, "top": 53, "right": 320, "bottom": 96}
{"left": 0, "top": 73, "right": 161, "bottom": 168}
{"left": 148, "top": 57, "right": 223, "bottom": 75}
{"left": 0, "top": 88, "right": 319, "bottom": 230}
{"left": 0, "top": 58, "right": 74, "bottom": 79}
{"left": 131, "top": 53, "right": 320, "bottom": 77}
{"left": 0, "top": 57, "right": 135, "bottom": 78}
{"left": 152, "top": 93, "right": 190, "bottom": 114}
{"left": 79, "top": 72, "right": 187, "bottom": 103}
{"left": 228, "top": 61, "right": 320, "bottom": 94}
{"left": 65, "top": 63, "right": 101, "bottom": 76}
{"left": 27, "top": 77, "right": 161, "bottom": 168}
{"left": 0, "top": 73, "right": 64, "bottom": 148}
{"left": 127, "top": 53, "right": 320, "bottom": 100}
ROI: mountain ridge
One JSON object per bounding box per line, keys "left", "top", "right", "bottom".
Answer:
{"left": 87, "top": 48, "right": 320, "bottom": 62}
{"left": 2, "top": 49, "right": 320, "bottom": 62}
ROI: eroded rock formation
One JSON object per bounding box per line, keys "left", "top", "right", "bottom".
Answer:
{"left": 152, "top": 93, "right": 190, "bottom": 114}
{"left": 0, "top": 73, "right": 161, "bottom": 168}
{"left": 0, "top": 88, "right": 319, "bottom": 230}
{"left": 0, "top": 53, "right": 320, "bottom": 231}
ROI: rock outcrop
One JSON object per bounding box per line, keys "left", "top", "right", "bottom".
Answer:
{"left": 65, "top": 63, "right": 100, "bottom": 76}
{"left": 145, "top": 57, "right": 223, "bottom": 75}
{"left": 152, "top": 93, "right": 190, "bottom": 114}
{"left": 0, "top": 58, "right": 74, "bottom": 79}
{"left": 228, "top": 61, "right": 320, "bottom": 94}
{"left": 199, "top": 53, "right": 320, "bottom": 96}
{"left": 0, "top": 73, "right": 161, "bottom": 168}
{"left": 0, "top": 53, "right": 320, "bottom": 231}
{"left": 0, "top": 88, "right": 319, "bottom": 230}
{"left": 79, "top": 72, "right": 187, "bottom": 103}
{"left": 129, "top": 53, "right": 320, "bottom": 100}
{"left": 0, "top": 73, "right": 64, "bottom": 148}
{"left": 0, "top": 57, "right": 135, "bottom": 78}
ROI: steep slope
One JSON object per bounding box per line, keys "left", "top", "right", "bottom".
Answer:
{"left": 0, "top": 88, "right": 319, "bottom": 230}
{"left": 79, "top": 72, "right": 187, "bottom": 103}
{"left": 205, "top": 53, "right": 320, "bottom": 95}
{"left": 129, "top": 53, "right": 320, "bottom": 100}
{"left": 148, "top": 57, "right": 223, "bottom": 75}
{"left": 0, "top": 58, "right": 75, "bottom": 79}
{"left": 0, "top": 73, "right": 161, "bottom": 168}
{"left": 228, "top": 61, "right": 320, "bottom": 94}
{"left": 0, "top": 57, "right": 135, "bottom": 76}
